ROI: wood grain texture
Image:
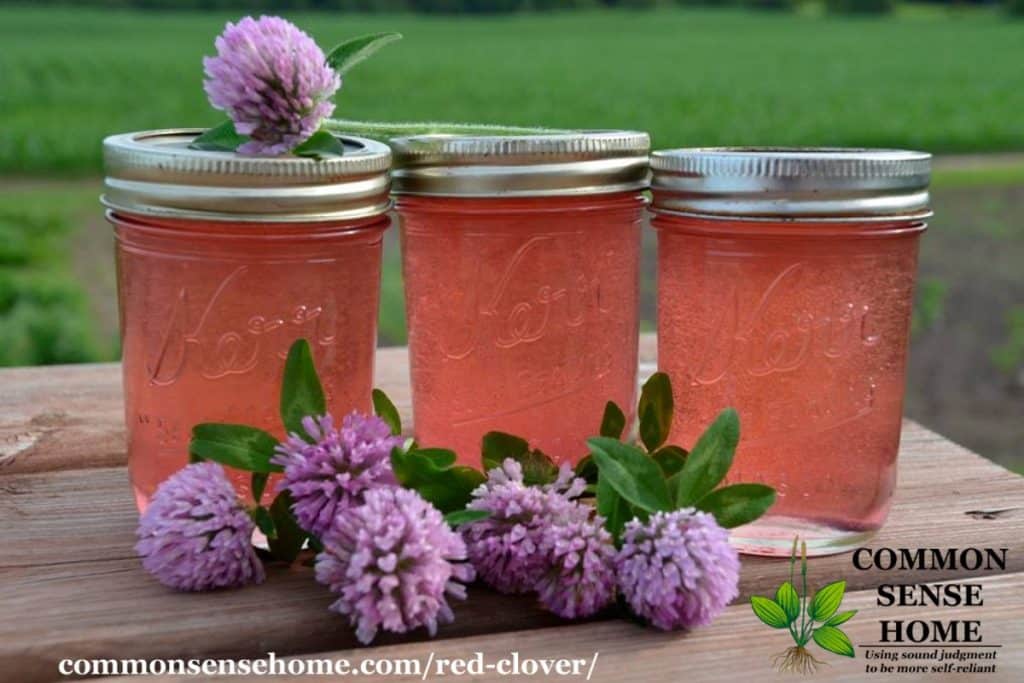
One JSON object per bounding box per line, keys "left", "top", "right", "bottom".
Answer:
{"left": 2, "top": 337, "right": 1022, "bottom": 682}
{"left": 2, "top": 423, "right": 1022, "bottom": 681}
{"left": 109, "top": 573, "right": 1024, "bottom": 682}
{"left": 0, "top": 337, "right": 656, "bottom": 475}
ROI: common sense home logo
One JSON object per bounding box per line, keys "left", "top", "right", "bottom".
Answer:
{"left": 750, "top": 539, "right": 856, "bottom": 674}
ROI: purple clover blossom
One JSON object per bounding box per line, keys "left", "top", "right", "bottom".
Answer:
{"left": 461, "top": 459, "right": 586, "bottom": 595}
{"left": 536, "top": 506, "right": 617, "bottom": 619}
{"left": 135, "top": 462, "right": 265, "bottom": 591}
{"left": 272, "top": 412, "right": 402, "bottom": 539}
{"left": 314, "top": 487, "right": 474, "bottom": 644}
{"left": 616, "top": 508, "right": 740, "bottom": 630}
{"left": 203, "top": 16, "right": 341, "bottom": 155}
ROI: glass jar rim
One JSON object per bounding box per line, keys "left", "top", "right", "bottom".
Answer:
{"left": 102, "top": 129, "right": 392, "bottom": 223}
{"left": 389, "top": 130, "right": 650, "bottom": 197}
{"left": 650, "top": 147, "right": 931, "bottom": 220}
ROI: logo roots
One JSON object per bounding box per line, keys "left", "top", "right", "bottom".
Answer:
{"left": 750, "top": 538, "right": 857, "bottom": 674}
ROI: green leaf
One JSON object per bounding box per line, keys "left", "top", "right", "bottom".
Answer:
{"left": 671, "top": 407, "right": 740, "bottom": 507}
{"left": 750, "top": 596, "right": 790, "bottom": 629}
{"left": 652, "top": 445, "right": 687, "bottom": 478}
{"left": 267, "top": 491, "right": 306, "bottom": 564}
{"left": 599, "top": 401, "right": 626, "bottom": 439}
{"left": 280, "top": 339, "right": 326, "bottom": 439}
{"left": 252, "top": 505, "right": 276, "bottom": 539}
{"left": 587, "top": 437, "right": 671, "bottom": 513}
{"left": 574, "top": 455, "right": 598, "bottom": 485}
{"left": 292, "top": 130, "right": 345, "bottom": 160}
{"left": 415, "top": 447, "right": 457, "bottom": 469}
{"left": 825, "top": 610, "right": 858, "bottom": 627}
{"left": 775, "top": 581, "right": 801, "bottom": 624}
{"left": 596, "top": 475, "right": 631, "bottom": 541}
{"left": 372, "top": 388, "right": 402, "bottom": 436}
{"left": 695, "top": 483, "right": 776, "bottom": 529}
{"left": 480, "top": 431, "right": 558, "bottom": 485}
{"left": 813, "top": 625, "right": 855, "bottom": 658}
{"left": 517, "top": 449, "right": 559, "bottom": 486}
{"left": 443, "top": 509, "right": 489, "bottom": 527}
{"left": 189, "top": 120, "right": 247, "bottom": 152}
{"left": 481, "top": 431, "right": 529, "bottom": 472}
{"left": 392, "top": 447, "right": 485, "bottom": 513}
{"left": 325, "top": 32, "right": 403, "bottom": 75}
{"left": 189, "top": 423, "right": 281, "bottom": 473}
{"left": 251, "top": 472, "right": 269, "bottom": 504}
{"left": 637, "top": 372, "right": 673, "bottom": 451}
{"left": 810, "top": 581, "right": 847, "bottom": 622}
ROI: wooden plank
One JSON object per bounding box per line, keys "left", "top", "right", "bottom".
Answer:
{"left": 2, "top": 423, "right": 1022, "bottom": 682}
{"left": 106, "top": 573, "right": 1022, "bottom": 682}
{"left": 0, "top": 347, "right": 408, "bottom": 476}
{"left": 0, "top": 338, "right": 658, "bottom": 475}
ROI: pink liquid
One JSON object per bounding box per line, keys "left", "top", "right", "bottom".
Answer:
{"left": 653, "top": 214, "right": 925, "bottom": 555}
{"left": 398, "top": 193, "right": 643, "bottom": 467}
{"left": 111, "top": 212, "right": 388, "bottom": 511}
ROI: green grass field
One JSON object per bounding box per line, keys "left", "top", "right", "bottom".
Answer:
{"left": 2, "top": 6, "right": 1024, "bottom": 175}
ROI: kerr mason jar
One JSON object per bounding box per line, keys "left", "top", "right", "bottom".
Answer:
{"left": 102, "top": 129, "right": 392, "bottom": 511}
{"left": 650, "top": 148, "right": 931, "bottom": 556}
{"left": 391, "top": 132, "right": 650, "bottom": 467}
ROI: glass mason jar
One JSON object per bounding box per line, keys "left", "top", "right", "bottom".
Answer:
{"left": 102, "top": 129, "right": 392, "bottom": 511}
{"left": 649, "top": 148, "right": 931, "bottom": 556}
{"left": 391, "top": 132, "right": 650, "bottom": 467}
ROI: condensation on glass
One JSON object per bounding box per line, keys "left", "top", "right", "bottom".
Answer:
{"left": 649, "top": 148, "right": 931, "bottom": 556}
{"left": 391, "top": 132, "right": 651, "bottom": 467}
{"left": 102, "top": 130, "right": 392, "bottom": 511}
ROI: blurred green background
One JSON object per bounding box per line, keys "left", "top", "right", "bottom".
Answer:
{"left": 0, "top": 1, "right": 1022, "bottom": 470}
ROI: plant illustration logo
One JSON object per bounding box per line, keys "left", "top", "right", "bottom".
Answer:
{"left": 750, "top": 538, "right": 857, "bottom": 674}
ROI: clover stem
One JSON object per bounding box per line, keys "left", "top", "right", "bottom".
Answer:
{"left": 799, "top": 540, "right": 809, "bottom": 645}
{"left": 324, "top": 118, "right": 569, "bottom": 142}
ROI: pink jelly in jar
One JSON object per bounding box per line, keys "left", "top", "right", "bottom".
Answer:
{"left": 102, "top": 130, "right": 392, "bottom": 511}
{"left": 391, "top": 132, "right": 651, "bottom": 467}
{"left": 649, "top": 148, "right": 931, "bottom": 556}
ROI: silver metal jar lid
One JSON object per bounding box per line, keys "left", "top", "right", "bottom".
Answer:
{"left": 389, "top": 131, "right": 651, "bottom": 197}
{"left": 649, "top": 147, "right": 932, "bottom": 221}
{"left": 102, "top": 129, "right": 392, "bottom": 223}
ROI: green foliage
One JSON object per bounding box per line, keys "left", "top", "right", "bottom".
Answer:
{"left": 751, "top": 595, "right": 790, "bottom": 628}
{"left": 391, "top": 446, "right": 486, "bottom": 512}
{"left": 826, "top": 0, "right": 893, "bottom": 14}
{"left": 1010, "top": 0, "right": 1024, "bottom": 17}
{"left": 266, "top": 490, "right": 307, "bottom": 565}
{"left": 325, "top": 32, "right": 403, "bottom": 74}
{"left": 990, "top": 305, "right": 1024, "bottom": 378}
{"left": 372, "top": 388, "right": 402, "bottom": 435}
{"left": 480, "top": 431, "right": 559, "bottom": 485}
{"left": 670, "top": 407, "right": 740, "bottom": 506}
{"left": 742, "top": 0, "right": 796, "bottom": 10}
{"left": 599, "top": 401, "right": 626, "bottom": 439}
{"left": 189, "top": 424, "right": 282, "bottom": 473}
{"left": 588, "top": 437, "right": 673, "bottom": 513}
{"left": 808, "top": 580, "right": 846, "bottom": 621}
{"left": 585, "top": 374, "right": 775, "bottom": 539}
{"left": 752, "top": 539, "right": 857, "bottom": 659}
{"left": 637, "top": 372, "right": 673, "bottom": 451}
{"left": 911, "top": 277, "right": 948, "bottom": 337}
{"left": 694, "top": 482, "right": 776, "bottom": 528}
{"left": 280, "top": 339, "right": 327, "bottom": 438}
{"left": 2, "top": 6, "right": 1023, "bottom": 177}
{"left": 443, "top": 508, "right": 490, "bottom": 526}
{"left": 0, "top": 207, "right": 100, "bottom": 366}
{"left": 189, "top": 120, "right": 247, "bottom": 152}
{"left": 813, "top": 625, "right": 855, "bottom": 657}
